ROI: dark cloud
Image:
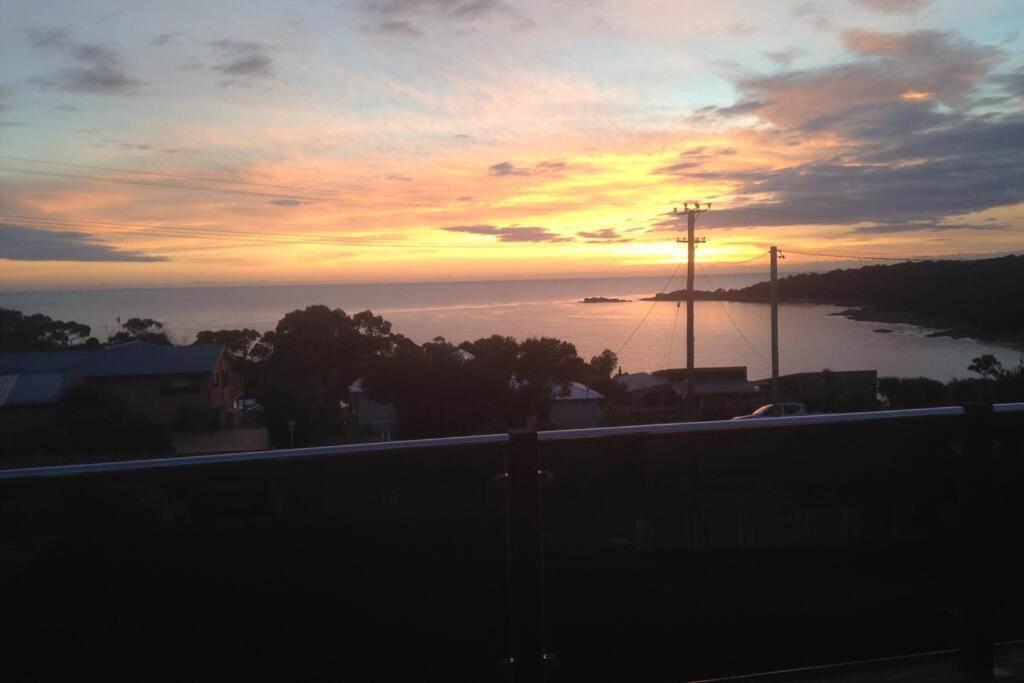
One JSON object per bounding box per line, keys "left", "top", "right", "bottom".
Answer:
{"left": 0, "top": 85, "right": 11, "bottom": 111}
{"left": 668, "top": 29, "right": 1024, "bottom": 232}
{"left": 152, "top": 32, "right": 182, "bottom": 47}
{"left": 209, "top": 39, "right": 273, "bottom": 84}
{"left": 995, "top": 68, "right": 1024, "bottom": 99}
{"left": 371, "top": 20, "right": 424, "bottom": 37}
{"left": 763, "top": 47, "right": 806, "bottom": 67}
{"left": 853, "top": 0, "right": 931, "bottom": 14}
{"left": 488, "top": 159, "right": 568, "bottom": 177}
{"left": 386, "top": 173, "right": 413, "bottom": 181}
{"left": 721, "top": 30, "right": 1004, "bottom": 133}
{"left": 689, "top": 100, "right": 766, "bottom": 124}
{"left": 26, "top": 27, "right": 143, "bottom": 95}
{"left": 441, "top": 224, "right": 569, "bottom": 242}
{"left": 650, "top": 160, "right": 703, "bottom": 176}
{"left": 269, "top": 199, "right": 308, "bottom": 207}
{"left": 576, "top": 228, "right": 632, "bottom": 243}
{"left": 850, "top": 221, "right": 1009, "bottom": 234}
{"left": 489, "top": 161, "right": 528, "bottom": 176}
{"left": 791, "top": 3, "right": 832, "bottom": 31}
{"left": 0, "top": 223, "right": 166, "bottom": 262}
{"left": 364, "top": 0, "right": 533, "bottom": 31}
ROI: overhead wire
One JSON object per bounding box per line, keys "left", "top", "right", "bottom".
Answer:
{"left": 697, "top": 261, "right": 771, "bottom": 370}
{"left": 615, "top": 259, "right": 683, "bottom": 357}
{"left": 781, "top": 248, "right": 943, "bottom": 262}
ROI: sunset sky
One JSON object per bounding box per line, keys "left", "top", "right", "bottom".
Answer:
{"left": 1, "top": 0, "right": 1023, "bottom": 288}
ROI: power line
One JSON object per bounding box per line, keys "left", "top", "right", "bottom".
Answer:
{"left": 781, "top": 248, "right": 942, "bottom": 262}
{"left": 666, "top": 301, "right": 681, "bottom": 368}
{"left": 697, "top": 261, "right": 771, "bottom": 369}
{"left": 713, "top": 249, "right": 772, "bottom": 265}
{"left": 615, "top": 259, "right": 683, "bottom": 357}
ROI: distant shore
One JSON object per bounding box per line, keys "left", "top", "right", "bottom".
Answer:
{"left": 638, "top": 289, "right": 1022, "bottom": 345}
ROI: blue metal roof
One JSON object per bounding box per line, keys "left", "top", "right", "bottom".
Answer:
{"left": 0, "top": 343, "right": 224, "bottom": 379}
{"left": 0, "top": 372, "right": 74, "bottom": 407}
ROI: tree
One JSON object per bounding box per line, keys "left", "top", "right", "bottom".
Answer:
{"left": 194, "top": 328, "right": 264, "bottom": 363}
{"left": 968, "top": 354, "right": 1005, "bottom": 381}
{"left": 109, "top": 317, "right": 172, "bottom": 345}
{"left": 364, "top": 337, "right": 511, "bottom": 438}
{"left": 258, "top": 305, "right": 399, "bottom": 446}
{"left": 878, "top": 377, "right": 947, "bottom": 409}
{"left": 0, "top": 308, "right": 96, "bottom": 351}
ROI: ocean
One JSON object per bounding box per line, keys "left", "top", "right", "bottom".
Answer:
{"left": 2, "top": 273, "right": 1019, "bottom": 382}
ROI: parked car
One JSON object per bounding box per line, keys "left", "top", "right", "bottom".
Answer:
{"left": 732, "top": 403, "right": 809, "bottom": 420}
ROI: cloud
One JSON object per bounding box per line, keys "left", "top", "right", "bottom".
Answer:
{"left": 791, "top": 3, "right": 832, "bottom": 31}
{"left": 209, "top": 39, "right": 273, "bottom": 84}
{"left": 441, "top": 224, "right": 569, "bottom": 242}
{"left": 386, "top": 173, "right": 413, "bottom": 181}
{"left": 852, "top": 0, "right": 931, "bottom": 14}
{"left": 0, "top": 85, "right": 11, "bottom": 111}
{"left": 152, "top": 32, "right": 182, "bottom": 47}
{"left": 721, "top": 30, "right": 1004, "bottom": 132}
{"left": 488, "top": 159, "right": 568, "bottom": 177}
{"left": 269, "top": 199, "right": 309, "bottom": 206}
{"left": 363, "top": 0, "right": 533, "bottom": 31}
{"left": 763, "top": 47, "right": 807, "bottom": 67}
{"left": 666, "top": 29, "right": 1024, "bottom": 232}
{"left": 576, "top": 228, "right": 633, "bottom": 243}
{"left": 850, "top": 221, "right": 1009, "bottom": 234}
{"left": 995, "top": 67, "right": 1024, "bottom": 99}
{"left": 26, "top": 27, "right": 142, "bottom": 95}
{"left": 650, "top": 160, "right": 703, "bottom": 176}
{"left": 370, "top": 20, "right": 424, "bottom": 37}
{"left": 0, "top": 223, "right": 166, "bottom": 262}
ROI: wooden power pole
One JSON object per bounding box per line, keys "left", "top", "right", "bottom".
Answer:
{"left": 770, "top": 245, "right": 781, "bottom": 408}
{"left": 676, "top": 203, "right": 709, "bottom": 421}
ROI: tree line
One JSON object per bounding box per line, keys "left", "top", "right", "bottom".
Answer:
{"left": 3, "top": 304, "right": 1022, "bottom": 456}
{"left": 1, "top": 305, "right": 623, "bottom": 449}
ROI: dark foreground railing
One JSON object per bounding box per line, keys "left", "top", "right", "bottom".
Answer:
{"left": 1, "top": 404, "right": 1022, "bottom": 681}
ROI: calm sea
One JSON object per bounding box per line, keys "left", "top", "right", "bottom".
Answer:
{"left": 2, "top": 274, "right": 1019, "bottom": 382}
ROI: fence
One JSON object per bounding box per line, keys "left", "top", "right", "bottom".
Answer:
{"left": 1, "top": 404, "right": 1021, "bottom": 681}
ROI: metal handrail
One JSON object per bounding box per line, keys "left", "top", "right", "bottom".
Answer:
{"left": 0, "top": 432, "right": 510, "bottom": 480}
{"left": 537, "top": 406, "right": 966, "bottom": 442}
{"left": 2, "top": 402, "right": 1019, "bottom": 481}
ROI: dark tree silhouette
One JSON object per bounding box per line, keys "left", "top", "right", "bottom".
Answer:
{"left": 0, "top": 308, "right": 96, "bottom": 351}
{"left": 109, "top": 317, "right": 172, "bottom": 345}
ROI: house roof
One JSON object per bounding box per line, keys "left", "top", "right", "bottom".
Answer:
{"left": 0, "top": 343, "right": 225, "bottom": 379}
{"left": 0, "top": 372, "right": 74, "bottom": 408}
{"left": 616, "top": 372, "right": 670, "bottom": 393}
{"left": 552, "top": 381, "right": 604, "bottom": 401}
{"left": 669, "top": 379, "right": 757, "bottom": 398}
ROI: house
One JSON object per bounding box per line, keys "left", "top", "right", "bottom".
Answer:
{"left": 349, "top": 379, "right": 399, "bottom": 440}
{"left": 654, "top": 367, "right": 757, "bottom": 420}
{"left": 752, "top": 370, "right": 878, "bottom": 412}
{"left": 616, "top": 367, "right": 758, "bottom": 421}
{"left": 539, "top": 381, "right": 606, "bottom": 429}
{"left": 0, "top": 342, "right": 244, "bottom": 430}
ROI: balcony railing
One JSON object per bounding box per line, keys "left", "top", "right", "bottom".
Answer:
{"left": 1, "top": 403, "right": 1022, "bottom": 681}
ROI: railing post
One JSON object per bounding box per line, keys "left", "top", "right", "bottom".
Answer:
{"left": 505, "top": 429, "right": 545, "bottom": 682}
{"left": 957, "top": 403, "right": 995, "bottom": 678}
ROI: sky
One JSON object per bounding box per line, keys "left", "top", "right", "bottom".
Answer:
{"left": 1, "top": 0, "right": 1023, "bottom": 288}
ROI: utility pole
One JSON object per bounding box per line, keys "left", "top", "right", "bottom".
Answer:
{"left": 770, "top": 246, "right": 781, "bottom": 409}
{"left": 675, "top": 203, "right": 709, "bottom": 421}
